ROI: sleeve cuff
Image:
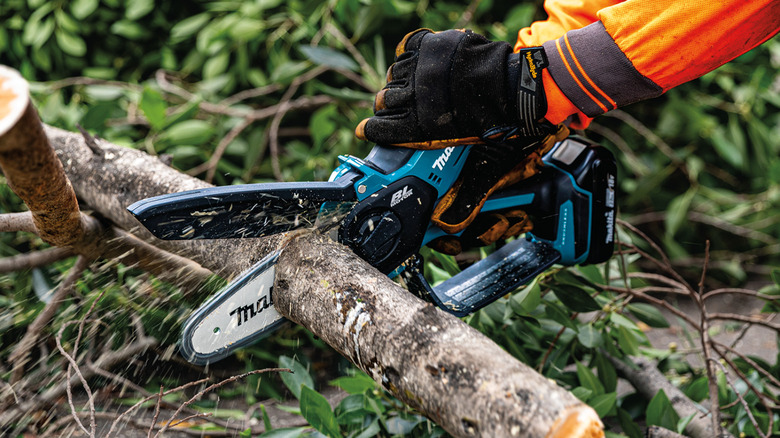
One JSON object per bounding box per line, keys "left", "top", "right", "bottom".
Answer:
{"left": 542, "top": 21, "right": 662, "bottom": 118}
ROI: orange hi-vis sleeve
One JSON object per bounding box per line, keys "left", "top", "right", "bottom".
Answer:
{"left": 515, "top": 0, "right": 623, "bottom": 128}
{"left": 517, "top": 0, "right": 780, "bottom": 125}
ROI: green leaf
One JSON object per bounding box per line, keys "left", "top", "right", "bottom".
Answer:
{"left": 310, "top": 105, "right": 337, "bottom": 147}
{"left": 577, "top": 323, "right": 603, "bottom": 348}
{"left": 772, "top": 269, "right": 780, "bottom": 287}
{"left": 71, "top": 0, "right": 99, "bottom": 19}
{"left": 329, "top": 373, "right": 375, "bottom": 395}
{"left": 646, "top": 390, "right": 680, "bottom": 430}
{"left": 27, "top": 18, "right": 55, "bottom": 49}
{"left": 111, "top": 20, "right": 145, "bottom": 40}
{"left": 510, "top": 278, "right": 541, "bottom": 313}
{"left": 299, "top": 45, "right": 358, "bottom": 71}
{"left": 544, "top": 301, "right": 577, "bottom": 330}
{"left": 595, "top": 352, "right": 617, "bottom": 393}
{"left": 161, "top": 120, "right": 215, "bottom": 146}
{"left": 171, "top": 13, "right": 211, "bottom": 41}
{"left": 278, "top": 356, "right": 314, "bottom": 400}
{"left": 614, "top": 326, "right": 640, "bottom": 355}
{"left": 665, "top": 188, "right": 696, "bottom": 238}
{"left": 125, "top": 0, "right": 154, "bottom": 20}
{"left": 627, "top": 303, "right": 669, "bottom": 328}
{"left": 576, "top": 361, "right": 604, "bottom": 395}
{"left": 257, "top": 427, "right": 307, "bottom": 438}
{"left": 300, "top": 385, "right": 341, "bottom": 437}
{"left": 204, "top": 52, "right": 230, "bottom": 79}
{"left": 228, "top": 18, "right": 265, "bottom": 40}
{"left": 55, "top": 29, "right": 87, "bottom": 56}
{"left": 610, "top": 312, "right": 640, "bottom": 330}
{"left": 140, "top": 87, "right": 168, "bottom": 131}
{"left": 589, "top": 392, "right": 617, "bottom": 417}
{"left": 617, "top": 408, "right": 643, "bottom": 438}
{"left": 571, "top": 386, "right": 593, "bottom": 402}
{"left": 550, "top": 284, "right": 601, "bottom": 312}
{"left": 677, "top": 413, "right": 695, "bottom": 434}
{"left": 354, "top": 419, "right": 381, "bottom": 438}
{"left": 260, "top": 404, "right": 272, "bottom": 432}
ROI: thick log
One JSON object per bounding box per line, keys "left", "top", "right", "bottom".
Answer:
{"left": 0, "top": 66, "right": 84, "bottom": 246}
{"left": 45, "top": 126, "right": 604, "bottom": 437}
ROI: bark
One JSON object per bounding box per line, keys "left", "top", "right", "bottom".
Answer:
{"left": 608, "top": 355, "right": 733, "bottom": 438}
{"left": 0, "top": 67, "right": 84, "bottom": 246}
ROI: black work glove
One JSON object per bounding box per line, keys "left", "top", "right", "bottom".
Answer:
{"left": 355, "top": 29, "right": 567, "bottom": 235}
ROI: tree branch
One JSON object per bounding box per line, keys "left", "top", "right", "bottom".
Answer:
{"left": 0, "top": 67, "right": 85, "bottom": 246}
{"left": 607, "top": 354, "right": 731, "bottom": 438}
{"left": 44, "top": 123, "right": 603, "bottom": 436}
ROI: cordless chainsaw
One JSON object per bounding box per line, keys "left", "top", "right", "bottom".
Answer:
{"left": 128, "top": 136, "right": 617, "bottom": 365}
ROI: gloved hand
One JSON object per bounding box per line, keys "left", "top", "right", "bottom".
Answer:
{"left": 356, "top": 28, "right": 568, "bottom": 242}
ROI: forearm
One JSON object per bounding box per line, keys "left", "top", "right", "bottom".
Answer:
{"left": 518, "top": 0, "right": 780, "bottom": 126}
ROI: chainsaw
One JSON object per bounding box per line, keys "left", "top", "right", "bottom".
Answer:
{"left": 128, "top": 136, "right": 617, "bottom": 365}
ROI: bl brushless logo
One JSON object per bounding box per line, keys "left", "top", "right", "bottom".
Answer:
{"left": 390, "top": 185, "right": 413, "bottom": 207}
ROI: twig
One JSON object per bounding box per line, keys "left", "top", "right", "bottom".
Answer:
{"left": 709, "top": 358, "right": 768, "bottom": 438}
{"left": 588, "top": 123, "right": 650, "bottom": 176}
{"left": 712, "top": 341, "right": 780, "bottom": 390}
{"left": 268, "top": 66, "right": 330, "bottom": 181}
{"left": 707, "top": 313, "right": 780, "bottom": 331}
{"left": 104, "top": 377, "right": 210, "bottom": 438}
{"left": 0, "top": 246, "right": 75, "bottom": 273}
{"left": 10, "top": 256, "right": 90, "bottom": 383}
{"left": 41, "top": 77, "right": 142, "bottom": 92}
{"left": 325, "top": 23, "right": 382, "bottom": 87}
{"left": 76, "top": 124, "right": 103, "bottom": 156}
{"left": 454, "top": 0, "right": 483, "bottom": 28}
{"left": 702, "top": 287, "right": 780, "bottom": 301}
{"left": 154, "top": 368, "right": 292, "bottom": 437}
{"left": 689, "top": 241, "right": 722, "bottom": 437}
{"left": 626, "top": 272, "right": 690, "bottom": 292}
{"left": 184, "top": 116, "right": 254, "bottom": 182}
{"left": 148, "top": 386, "right": 164, "bottom": 438}
{"left": 626, "top": 210, "right": 777, "bottom": 245}
{"left": 219, "top": 83, "right": 283, "bottom": 107}
{"left": 55, "top": 319, "right": 98, "bottom": 438}
{"left": 602, "top": 110, "right": 681, "bottom": 166}
{"left": 0, "top": 211, "right": 37, "bottom": 233}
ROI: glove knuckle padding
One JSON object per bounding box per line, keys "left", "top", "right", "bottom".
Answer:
{"left": 450, "top": 32, "right": 513, "bottom": 129}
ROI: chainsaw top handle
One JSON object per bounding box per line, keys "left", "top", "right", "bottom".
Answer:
{"left": 335, "top": 136, "right": 617, "bottom": 316}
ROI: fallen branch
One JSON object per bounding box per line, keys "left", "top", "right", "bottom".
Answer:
{"left": 44, "top": 117, "right": 603, "bottom": 436}
{"left": 607, "top": 354, "right": 732, "bottom": 438}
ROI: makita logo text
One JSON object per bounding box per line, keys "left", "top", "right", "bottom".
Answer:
{"left": 390, "top": 186, "right": 413, "bottom": 207}
{"left": 432, "top": 147, "right": 455, "bottom": 171}
{"left": 605, "top": 210, "right": 614, "bottom": 243}
{"left": 230, "top": 291, "right": 273, "bottom": 326}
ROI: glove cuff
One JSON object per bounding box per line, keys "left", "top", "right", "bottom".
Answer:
{"left": 509, "top": 47, "right": 550, "bottom": 137}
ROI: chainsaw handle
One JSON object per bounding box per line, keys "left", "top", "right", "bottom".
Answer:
{"left": 401, "top": 239, "right": 561, "bottom": 317}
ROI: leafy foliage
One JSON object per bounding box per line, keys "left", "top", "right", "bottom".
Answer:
{"left": 1, "top": 0, "right": 779, "bottom": 437}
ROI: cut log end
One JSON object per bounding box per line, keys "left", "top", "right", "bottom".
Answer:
{"left": 0, "top": 65, "right": 30, "bottom": 138}
{"left": 546, "top": 406, "right": 604, "bottom": 438}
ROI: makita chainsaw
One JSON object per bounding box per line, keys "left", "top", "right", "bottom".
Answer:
{"left": 128, "top": 136, "right": 617, "bottom": 365}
